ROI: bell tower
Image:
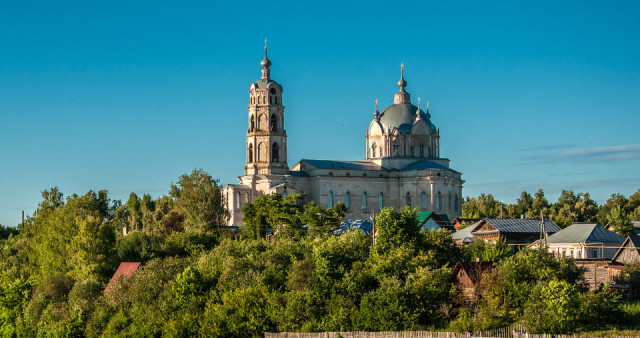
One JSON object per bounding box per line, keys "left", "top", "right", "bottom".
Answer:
{"left": 245, "top": 40, "right": 288, "bottom": 176}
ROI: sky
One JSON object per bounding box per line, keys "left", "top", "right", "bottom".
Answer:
{"left": 1, "top": 1, "right": 639, "bottom": 226}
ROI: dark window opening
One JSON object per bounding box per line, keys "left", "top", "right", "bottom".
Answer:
{"left": 271, "top": 143, "right": 279, "bottom": 162}
{"left": 270, "top": 114, "right": 277, "bottom": 132}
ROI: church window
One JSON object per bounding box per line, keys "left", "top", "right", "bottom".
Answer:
{"left": 275, "top": 97, "right": 278, "bottom": 104}
{"left": 258, "top": 143, "right": 265, "bottom": 162}
{"left": 248, "top": 144, "right": 253, "bottom": 163}
{"left": 362, "top": 192, "right": 367, "bottom": 209}
{"left": 345, "top": 192, "right": 350, "bottom": 208}
{"left": 420, "top": 143, "right": 424, "bottom": 157}
{"left": 379, "top": 147, "right": 383, "bottom": 157}
{"left": 270, "top": 114, "right": 277, "bottom": 132}
{"left": 270, "top": 88, "right": 276, "bottom": 95}
{"left": 270, "top": 96, "right": 273, "bottom": 104}
{"left": 363, "top": 173, "right": 367, "bottom": 177}
{"left": 235, "top": 192, "right": 240, "bottom": 209}
{"left": 372, "top": 143, "right": 376, "bottom": 157}
{"left": 448, "top": 194, "right": 452, "bottom": 211}
{"left": 454, "top": 195, "right": 459, "bottom": 212}
{"left": 250, "top": 115, "right": 255, "bottom": 132}
{"left": 437, "top": 192, "right": 442, "bottom": 210}
{"left": 421, "top": 192, "right": 427, "bottom": 210}
{"left": 379, "top": 192, "right": 384, "bottom": 209}
{"left": 410, "top": 146, "right": 414, "bottom": 157}
{"left": 346, "top": 172, "right": 350, "bottom": 177}
{"left": 406, "top": 192, "right": 411, "bottom": 206}
{"left": 329, "top": 172, "right": 333, "bottom": 176}
{"left": 271, "top": 143, "right": 279, "bottom": 162}
{"left": 328, "top": 191, "right": 334, "bottom": 208}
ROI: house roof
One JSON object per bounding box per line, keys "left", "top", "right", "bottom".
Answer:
{"left": 480, "top": 218, "right": 561, "bottom": 234}
{"left": 452, "top": 261, "right": 495, "bottom": 285}
{"left": 335, "top": 219, "right": 374, "bottom": 237}
{"left": 105, "top": 262, "right": 141, "bottom": 293}
{"left": 612, "top": 236, "right": 640, "bottom": 263}
{"left": 546, "top": 223, "right": 625, "bottom": 244}
{"left": 416, "top": 212, "right": 455, "bottom": 231}
{"left": 453, "top": 223, "right": 480, "bottom": 243}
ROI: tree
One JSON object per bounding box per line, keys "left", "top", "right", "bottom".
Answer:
{"left": 301, "top": 201, "right": 347, "bottom": 236}
{"left": 523, "top": 280, "right": 580, "bottom": 333}
{"left": 170, "top": 169, "right": 226, "bottom": 233}
{"left": 374, "top": 207, "right": 422, "bottom": 254}
{"left": 526, "top": 189, "right": 550, "bottom": 219}
{"left": 516, "top": 191, "right": 533, "bottom": 217}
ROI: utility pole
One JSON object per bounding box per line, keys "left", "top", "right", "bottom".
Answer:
{"left": 539, "top": 210, "right": 547, "bottom": 247}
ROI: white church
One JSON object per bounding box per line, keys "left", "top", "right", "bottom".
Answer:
{"left": 222, "top": 45, "right": 464, "bottom": 226}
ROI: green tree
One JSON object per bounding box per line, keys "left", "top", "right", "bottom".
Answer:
{"left": 523, "top": 279, "right": 580, "bottom": 333}
{"left": 374, "top": 207, "right": 422, "bottom": 254}
{"left": 170, "top": 169, "right": 226, "bottom": 232}
{"left": 526, "top": 189, "right": 550, "bottom": 219}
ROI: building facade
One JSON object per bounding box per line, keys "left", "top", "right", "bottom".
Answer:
{"left": 222, "top": 47, "right": 464, "bottom": 226}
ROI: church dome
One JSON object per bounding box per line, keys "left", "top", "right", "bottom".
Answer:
{"left": 378, "top": 103, "right": 434, "bottom": 133}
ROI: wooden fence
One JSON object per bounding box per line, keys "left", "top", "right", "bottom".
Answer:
{"left": 265, "top": 325, "right": 638, "bottom": 338}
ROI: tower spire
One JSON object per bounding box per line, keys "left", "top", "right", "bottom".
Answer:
{"left": 393, "top": 63, "right": 410, "bottom": 104}
{"left": 260, "top": 38, "right": 272, "bottom": 79}
{"left": 374, "top": 99, "right": 380, "bottom": 119}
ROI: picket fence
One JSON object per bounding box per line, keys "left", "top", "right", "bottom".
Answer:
{"left": 265, "top": 325, "right": 638, "bottom": 338}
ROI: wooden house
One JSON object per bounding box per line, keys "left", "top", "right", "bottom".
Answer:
{"left": 453, "top": 218, "right": 561, "bottom": 250}
{"left": 416, "top": 212, "right": 455, "bottom": 231}
{"left": 451, "top": 261, "right": 494, "bottom": 300}
{"left": 612, "top": 236, "right": 640, "bottom": 265}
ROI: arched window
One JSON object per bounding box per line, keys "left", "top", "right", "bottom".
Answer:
{"left": 270, "top": 114, "right": 277, "bottom": 132}
{"left": 275, "top": 96, "right": 278, "bottom": 104}
{"left": 258, "top": 143, "right": 265, "bottom": 162}
{"left": 235, "top": 192, "right": 240, "bottom": 209}
{"left": 328, "top": 191, "right": 333, "bottom": 208}
{"left": 345, "top": 192, "right": 350, "bottom": 208}
{"left": 421, "top": 192, "right": 427, "bottom": 210}
{"left": 372, "top": 142, "right": 376, "bottom": 158}
{"left": 379, "top": 192, "right": 384, "bottom": 209}
{"left": 379, "top": 147, "right": 383, "bottom": 157}
{"left": 362, "top": 192, "right": 367, "bottom": 209}
{"left": 455, "top": 195, "right": 459, "bottom": 212}
{"left": 250, "top": 115, "right": 255, "bottom": 132}
{"left": 420, "top": 143, "right": 424, "bottom": 157}
{"left": 406, "top": 192, "right": 411, "bottom": 206}
{"left": 271, "top": 142, "right": 279, "bottom": 162}
{"left": 248, "top": 143, "right": 253, "bottom": 163}
{"left": 448, "top": 194, "right": 452, "bottom": 211}
{"left": 437, "top": 192, "right": 442, "bottom": 210}
{"left": 270, "top": 96, "right": 273, "bottom": 104}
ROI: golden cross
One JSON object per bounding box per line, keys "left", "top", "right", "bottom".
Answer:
{"left": 375, "top": 98, "right": 378, "bottom": 109}
{"left": 427, "top": 101, "right": 430, "bottom": 110}
{"left": 401, "top": 62, "right": 404, "bottom": 71}
{"left": 264, "top": 38, "right": 268, "bottom": 48}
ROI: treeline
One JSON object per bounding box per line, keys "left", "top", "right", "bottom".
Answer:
{"left": 462, "top": 189, "right": 640, "bottom": 235}
{"left": 0, "top": 171, "right": 639, "bottom": 336}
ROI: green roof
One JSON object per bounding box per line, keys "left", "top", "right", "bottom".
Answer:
{"left": 416, "top": 211, "right": 435, "bottom": 225}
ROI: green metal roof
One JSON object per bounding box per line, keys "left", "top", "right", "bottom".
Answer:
{"left": 546, "top": 223, "right": 625, "bottom": 244}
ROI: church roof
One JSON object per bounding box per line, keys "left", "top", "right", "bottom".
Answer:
{"left": 294, "top": 159, "right": 457, "bottom": 172}
{"left": 378, "top": 103, "right": 434, "bottom": 133}
{"left": 546, "top": 223, "right": 625, "bottom": 244}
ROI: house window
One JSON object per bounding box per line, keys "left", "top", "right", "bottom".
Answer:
{"left": 437, "top": 192, "right": 441, "bottom": 210}
{"left": 570, "top": 249, "right": 574, "bottom": 257}
{"left": 328, "top": 191, "right": 334, "bottom": 208}
{"left": 406, "top": 192, "right": 411, "bottom": 206}
{"left": 421, "top": 192, "right": 427, "bottom": 210}
{"left": 379, "top": 192, "right": 384, "bottom": 209}
{"left": 345, "top": 192, "right": 350, "bottom": 208}
{"left": 577, "top": 250, "right": 582, "bottom": 258}
{"left": 592, "top": 249, "right": 598, "bottom": 258}
{"left": 460, "top": 270, "right": 466, "bottom": 278}
{"left": 271, "top": 143, "right": 279, "bottom": 162}
{"left": 362, "top": 192, "right": 367, "bottom": 209}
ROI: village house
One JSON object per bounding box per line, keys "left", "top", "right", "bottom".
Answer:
{"left": 537, "top": 223, "right": 625, "bottom": 259}
{"left": 452, "top": 218, "right": 561, "bottom": 250}
{"left": 451, "top": 261, "right": 495, "bottom": 301}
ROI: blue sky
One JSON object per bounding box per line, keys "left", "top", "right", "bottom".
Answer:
{"left": 1, "top": 1, "right": 639, "bottom": 226}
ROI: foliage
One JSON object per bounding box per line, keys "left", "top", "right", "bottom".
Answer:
{"left": 170, "top": 168, "right": 226, "bottom": 232}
